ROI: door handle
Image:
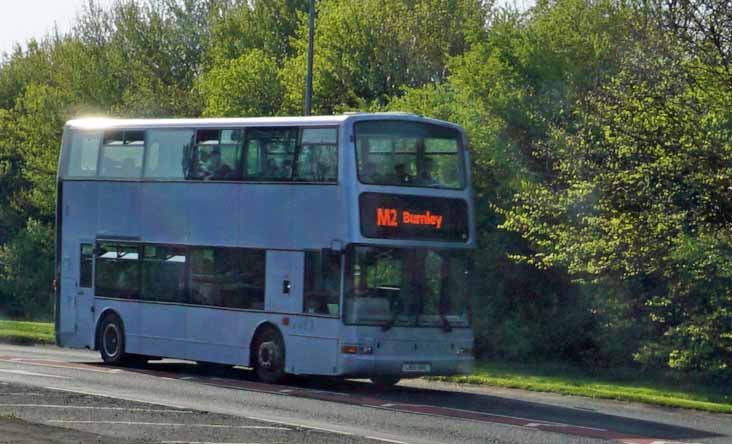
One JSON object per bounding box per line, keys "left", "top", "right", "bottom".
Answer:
{"left": 282, "top": 280, "right": 291, "bottom": 294}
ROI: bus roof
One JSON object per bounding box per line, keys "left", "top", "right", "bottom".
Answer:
{"left": 64, "top": 112, "right": 444, "bottom": 131}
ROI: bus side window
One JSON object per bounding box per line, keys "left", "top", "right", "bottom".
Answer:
{"left": 303, "top": 250, "right": 341, "bottom": 316}
{"left": 144, "top": 129, "right": 194, "bottom": 179}
{"left": 187, "top": 129, "right": 242, "bottom": 181}
{"left": 99, "top": 130, "right": 145, "bottom": 179}
{"left": 295, "top": 128, "right": 337, "bottom": 183}
{"left": 80, "top": 244, "right": 93, "bottom": 288}
{"left": 243, "top": 128, "right": 298, "bottom": 181}
{"left": 189, "top": 247, "right": 265, "bottom": 310}
{"left": 66, "top": 131, "right": 102, "bottom": 177}
{"left": 141, "top": 245, "right": 188, "bottom": 303}
{"left": 95, "top": 243, "right": 141, "bottom": 299}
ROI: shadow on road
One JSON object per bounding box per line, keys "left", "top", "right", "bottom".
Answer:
{"left": 86, "top": 359, "right": 724, "bottom": 443}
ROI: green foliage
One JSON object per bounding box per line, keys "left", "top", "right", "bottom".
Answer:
{"left": 0, "top": 220, "right": 54, "bottom": 320}
{"left": 208, "top": 0, "right": 309, "bottom": 63}
{"left": 198, "top": 49, "right": 284, "bottom": 117}
{"left": 501, "top": 22, "right": 732, "bottom": 373}
{"left": 280, "top": 0, "right": 490, "bottom": 113}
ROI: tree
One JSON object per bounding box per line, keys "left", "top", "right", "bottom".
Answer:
{"left": 501, "top": 20, "right": 732, "bottom": 372}
{"left": 197, "top": 49, "right": 284, "bottom": 117}
{"left": 280, "top": 0, "right": 490, "bottom": 114}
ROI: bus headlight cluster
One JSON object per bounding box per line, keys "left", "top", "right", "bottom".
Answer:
{"left": 341, "top": 344, "right": 374, "bottom": 355}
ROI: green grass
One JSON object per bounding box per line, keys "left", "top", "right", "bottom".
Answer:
{"left": 0, "top": 320, "right": 54, "bottom": 345}
{"left": 430, "top": 361, "right": 732, "bottom": 414}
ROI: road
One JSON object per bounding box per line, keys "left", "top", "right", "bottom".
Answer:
{"left": 0, "top": 344, "right": 729, "bottom": 444}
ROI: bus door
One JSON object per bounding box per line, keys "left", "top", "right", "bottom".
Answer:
{"left": 59, "top": 241, "right": 95, "bottom": 347}
{"left": 76, "top": 241, "right": 95, "bottom": 345}
{"left": 265, "top": 251, "right": 304, "bottom": 314}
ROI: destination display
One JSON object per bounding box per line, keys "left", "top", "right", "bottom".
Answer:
{"left": 359, "top": 193, "right": 469, "bottom": 241}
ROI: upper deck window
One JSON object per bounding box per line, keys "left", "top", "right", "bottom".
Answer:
{"left": 187, "top": 129, "right": 243, "bottom": 181}
{"left": 244, "top": 127, "right": 337, "bottom": 182}
{"left": 355, "top": 121, "right": 465, "bottom": 189}
{"left": 62, "top": 124, "right": 338, "bottom": 183}
{"left": 244, "top": 128, "right": 297, "bottom": 180}
{"left": 296, "top": 128, "right": 337, "bottom": 182}
{"left": 67, "top": 131, "right": 102, "bottom": 177}
{"left": 99, "top": 130, "right": 145, "bottom": 179}
{"left": 144, "top": 129, "right": 194, "bottom": 179}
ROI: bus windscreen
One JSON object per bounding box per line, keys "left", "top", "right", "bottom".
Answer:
{"left": 355, "top": 120, "right": 466, "bottom": 189}
{"left": 344, "top": 246, "right": 470, "bottom": 328}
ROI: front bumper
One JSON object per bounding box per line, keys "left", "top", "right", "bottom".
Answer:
{"left": 338, "top": 354, "right": 474, "bottom": 378}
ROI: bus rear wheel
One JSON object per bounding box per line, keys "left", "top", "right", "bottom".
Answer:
{"left": 99, "top": 314, "right": 129, "bottom": 366}
{"left": 253, "top": 328, "right": 286, "bottom": 384}
{"left": 370, "top": 376, "right": 401, "bottom": 388}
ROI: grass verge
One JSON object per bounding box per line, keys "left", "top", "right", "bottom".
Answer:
{"left": 0, "top": 320, "right": 54, "bottom": 345}
{"left": 430, "top": 361, "right": 732, "bottom": 414}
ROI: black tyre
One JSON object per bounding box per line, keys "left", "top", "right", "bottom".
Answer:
{"left": 98, "top": 314, "right": 129, "bottom": 365}
{"left": 370, "top": 376, "right": 401, "bottom": 388}
{"left": 252, "top": 327, "right": 286, "bottom": 384}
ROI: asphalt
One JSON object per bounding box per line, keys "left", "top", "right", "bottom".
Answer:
{"left": 0, "top": 344, "right": 729, "bottom": 444}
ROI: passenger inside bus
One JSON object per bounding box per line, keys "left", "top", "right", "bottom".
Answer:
{"left": 207, "top": 149, "right": 233, "bottom": 180}
{"left": 415, "top": 157, "right": 437, "bottom": 186}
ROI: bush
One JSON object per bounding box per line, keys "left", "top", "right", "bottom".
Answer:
{"left": 0, "top": 219, "right": 54, "bottom": 321}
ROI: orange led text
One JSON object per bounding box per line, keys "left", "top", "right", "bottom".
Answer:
{"left": 376, "top": 208, "right": 443, "bottom": 229}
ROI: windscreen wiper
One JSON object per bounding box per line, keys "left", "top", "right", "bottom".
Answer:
{"left": 382, "top": 303, "right": 403, "bottom": 332}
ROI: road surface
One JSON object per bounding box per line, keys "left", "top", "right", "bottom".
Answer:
{"left": 0, "top": 344, "right": 729, "bottom": 444}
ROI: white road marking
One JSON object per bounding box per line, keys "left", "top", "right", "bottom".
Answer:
{"left": 0, "top": 369, "right": 69, "bottom": 379}
{"left": 40, "top": 384, "right": 408, "bottom": 444}
{"left": 0, "top": 404, "right": 195, "bottom": 413}
{"left": 0, "top": 357, "right": 123, "bottom": 374}
{"left": 43, "top": 386, "right": 190, "bottom": 410}
{"left": 366, "top": 436, "right": 411, "bottom": 444}
{"left": 46, "top": 420, "right": 289, "bottom": 430}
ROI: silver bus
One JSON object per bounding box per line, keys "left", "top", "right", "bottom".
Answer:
{"left": 55, "top": 113, "right": 475, "bottom": 385}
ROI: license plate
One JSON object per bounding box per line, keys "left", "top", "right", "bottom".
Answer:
{"left": 402, "top": 362, "right": 431, "bottom": 373}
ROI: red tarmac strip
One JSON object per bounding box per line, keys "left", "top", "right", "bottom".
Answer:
{"left": 0, "top": 356, "right": 701, "bottom": 444}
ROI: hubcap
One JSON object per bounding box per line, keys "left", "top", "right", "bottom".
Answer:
{"left": 258, "top": 341, "right": 279, "bottom": 370}
{"left": 103, "top": 324, "right": 121, "bottom": 358}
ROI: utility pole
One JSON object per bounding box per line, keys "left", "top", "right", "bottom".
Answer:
{"left": 304, "top": 0, "right": 315, "bottom": 116}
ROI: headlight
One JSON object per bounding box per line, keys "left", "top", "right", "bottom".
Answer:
{"left": 341, "top": 344, "right": 374, "bottom": 355}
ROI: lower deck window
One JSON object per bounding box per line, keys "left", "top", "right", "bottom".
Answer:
{"left": 142, "top": 245, "right": 187, "bottom": 303}
{"left": 95, "top": 244, "right": 140, "bottom": 299}
{"left": 303, "top": 250, "right": 341, "bottom": 316}
{"left": 95, "top": 242, "right": 265, "bottom": 310}
{"left": 189, "top": 247, "right": 265, "bottom": 310}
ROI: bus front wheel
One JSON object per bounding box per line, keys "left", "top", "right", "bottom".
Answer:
{"left": 98, "top": 314, "right": 129, "bottom": 366}
{"left": 253, "top": 328, "right": 286, "bottom": 384}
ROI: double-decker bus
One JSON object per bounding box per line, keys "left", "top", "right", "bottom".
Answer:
{"left": 55, "top": 113, "right": 475, "bottom": 385}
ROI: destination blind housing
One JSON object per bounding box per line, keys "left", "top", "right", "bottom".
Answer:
{"left": 359, "top": 192, "right": 469, "bottom": 242}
